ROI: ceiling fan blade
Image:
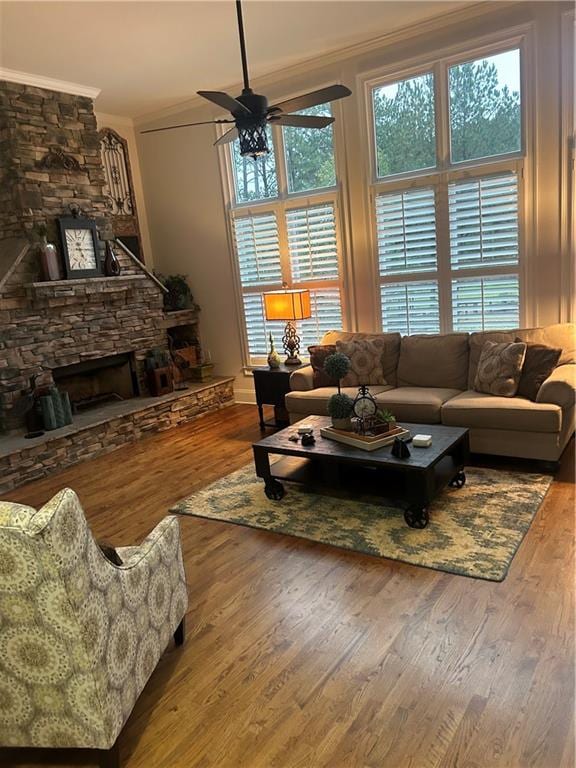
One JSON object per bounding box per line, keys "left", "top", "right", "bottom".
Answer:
{"left": 269, "top": 84, "right": 351, "bottom": 115}
{"left": 197, "top": 90, "right": 251, "bottom": 115}
{"left": 141, "top": 119, "right": 234, "bottom": 135}
{"left": 214, "top": 127, "right": 239, "bottom": 146}
{"left": 269, "top": 114, "right": 335, "bottom": 129}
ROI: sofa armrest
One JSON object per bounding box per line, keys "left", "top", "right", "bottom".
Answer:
{"left": 290, "top": 365, "right": 315, "bottom": 391}
{"left": 536, "top": 364, "right": 576, "bottom": 409}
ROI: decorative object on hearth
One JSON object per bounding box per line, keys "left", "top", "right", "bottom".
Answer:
{"left": 263, "top": 288, "right": 311, "bottom": 365}
{"left": 391, "top": 436, "right": 411, "bottom": 459}
{"left": 189, "top": 363, "right": 214, "bottom": 382}
{"left": 267, "top": 333, "right": 281, "bottom": 369}
{"left": 58, "top": 213, "right": 101, "bottom": 279}
{"left": 33, "top": 223, "right": 62, "bottom": 281}
{"left": 323, "top": 351, "right": 351, "bottom": 394}
{"left": 140, "top": 0, "right": 351, "bottom": 159}
{"left": 327, "top": 392, "right": 354, "bottom": 431}
{"left": 38, "top": 387, "right": 73, "bottom": 431}
{"left": 155, "top": 272, "right": 199, "bottom": 312}
{"left": 103, "top": 239, "right": 122, "bottom": 276}
{"left": 145, "top": 349, "right": 174, "bottom": 396}
{"left": 36, "top": 145, "right": 82, "bottom": 171}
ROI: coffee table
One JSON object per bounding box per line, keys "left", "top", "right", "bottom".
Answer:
{"left": 252, "top": 416, "right": 470, "bottom": 528}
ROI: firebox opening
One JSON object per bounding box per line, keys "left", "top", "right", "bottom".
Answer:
{"left": 52, "top": 353, "right": 138, "bottom": 413}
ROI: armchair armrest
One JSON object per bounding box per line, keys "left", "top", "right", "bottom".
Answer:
{"left": 290, "top": 365, "right": 315, "bottom": 391}
{"left": 536, "top": 364, "right": 576, "bottom": 409}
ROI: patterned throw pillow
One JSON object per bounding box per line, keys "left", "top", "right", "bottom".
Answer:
{"left": 308, "top": 344, "right": 337, "bottom": 388}
{"left": 335, "top": 338, "right": 388, "bottom": 387}
{"left": 474, "top": 341, "right": 527, "bottom": 397}
{"left": 515, "top": 339, "right": 561, "bottom": 401}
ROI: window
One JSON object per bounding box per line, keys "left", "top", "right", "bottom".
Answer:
{"left": 226, "top": 106, "right": 343, "bottom": 364}
{"left": 370, "top": 44, "right": 523, "bottom": 334}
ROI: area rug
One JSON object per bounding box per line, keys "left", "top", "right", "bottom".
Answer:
{"left": 170, "top": 466, "right": 553, "bottom": 581}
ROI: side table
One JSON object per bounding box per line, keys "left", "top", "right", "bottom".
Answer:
{"left": 253, "top": 364, "right": 303, "bottom": 431}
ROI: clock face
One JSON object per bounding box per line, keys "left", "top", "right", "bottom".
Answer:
{"left": 353, "top": 387, "right": 377, "bottom": 418}
{"left": 65, "top": 228, "right": 97, "bottom": 270}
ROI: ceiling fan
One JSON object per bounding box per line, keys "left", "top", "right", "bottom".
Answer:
{"left": 141, "top": 0, "right": 352, "bottom": 159}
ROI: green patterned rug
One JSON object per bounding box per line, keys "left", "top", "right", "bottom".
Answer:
{"left": 171, "top": 465, "right": 553, "bottom": 581}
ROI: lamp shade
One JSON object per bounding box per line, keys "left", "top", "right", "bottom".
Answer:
{"left": 263, "top": 289, "right": 311, "bottom": 321}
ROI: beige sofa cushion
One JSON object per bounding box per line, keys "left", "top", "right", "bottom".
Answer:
{"left": 468, "top": 331, "right": 516, "bottom": 387}
{"left": 442, "top": 391, "right": 561, "bottom": 433}
{"left": 397, "top": 334, "right": 469, "bottom": 390}
{"left": 375, "top": 387, "right": 462, "bottom": 424}
{"left": 285, "top": 385, "right": 393, "bottom": 416}
{"left": 515, "top": 323, "right": 576, "bottom": 366}
{"left": 321, "top": 331, "right": 401, "bottom": 386}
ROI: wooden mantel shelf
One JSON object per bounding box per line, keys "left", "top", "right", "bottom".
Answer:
{"left": 27, "top": 274, "right": 148, "bottom": 289}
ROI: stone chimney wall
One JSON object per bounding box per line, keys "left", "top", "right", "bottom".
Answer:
{"left": 0, "top": 80, "right": 113, "bottom": 246}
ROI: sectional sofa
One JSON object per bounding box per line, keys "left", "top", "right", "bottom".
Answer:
{"left": 285, "top": 323, "right": 576, "bottom": 462}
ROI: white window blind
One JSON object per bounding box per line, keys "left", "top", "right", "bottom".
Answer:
{"left": 449, "top": 173, "right": 519, "bottom": 270}
{"left": 242, "top": 294, "right": 285, "bottom": 357}
{"left": 299, "top": 289, "right": 343, "bottom": 349}
{"left": 452, "top": 274, "right": 520, "bottom": 331}
{"left": 376, "top": 188, "right": 437, "bottom": 275}
{"left": 233, "top": 213, "right": 282, "bottom": 288}
{"left": 381, "top": 281, "right": 440, "bottom": 335}
{"left": 286, "top": 203, "right": 339, "bottom": 282}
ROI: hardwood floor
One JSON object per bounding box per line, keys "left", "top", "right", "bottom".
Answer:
{"left": 3, "top": 404, "right": 574, "bottom": 768}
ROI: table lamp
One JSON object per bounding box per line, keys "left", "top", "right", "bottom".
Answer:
{"left": 263, "top": 288, "right": 311, "bottom": 365}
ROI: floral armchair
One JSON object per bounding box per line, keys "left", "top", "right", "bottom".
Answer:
{"left": 0, "top": 488, "right": 188, "bottom": 767}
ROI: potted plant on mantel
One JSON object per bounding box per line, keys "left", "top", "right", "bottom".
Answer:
{"left": 324, "top": 352, "right": 353, "bottom": 430}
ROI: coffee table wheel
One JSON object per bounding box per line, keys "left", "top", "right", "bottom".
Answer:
{"left": 404, "top": 506, "right": 429, "bottom": 529}
{"left": 449, "top": 470, "right": 466, "bottom": 489}
{"left": 265, "top": 479, "right": 285, "bottom": 501}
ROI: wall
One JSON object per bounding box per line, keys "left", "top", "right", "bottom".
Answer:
{"left": 95, "top": 112, "right": 154, "bottom": 268}
{"left": 136, "top": 1, "right": 575, "bottom": 403}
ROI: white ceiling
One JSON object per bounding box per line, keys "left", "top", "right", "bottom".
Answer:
{"left": 0, "top": 1, "right": 473, "bottom": 118}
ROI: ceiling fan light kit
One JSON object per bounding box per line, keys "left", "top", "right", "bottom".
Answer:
{"left": 142, "top": 0, "right": 352, "bottom": 160}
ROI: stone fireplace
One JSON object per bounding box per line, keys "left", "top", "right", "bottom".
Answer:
{"left": 0, "top": 78, "right": 234, "bottom": 493}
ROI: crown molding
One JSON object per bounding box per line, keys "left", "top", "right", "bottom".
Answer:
{"left": 0, "top": 68, "right": 101, "bottom": 99}
{"left": 134, "top": 1, "right": 510, "bottom": 127}
{"left": 94, "top": 111, "right": 135, "bottom": 128}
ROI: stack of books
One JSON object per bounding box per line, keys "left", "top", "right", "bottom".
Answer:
{"left": 320, "top": 424, "right": 411, "bottom": 452}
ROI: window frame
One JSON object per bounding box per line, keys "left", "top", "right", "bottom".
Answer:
{"left": 218, "top": 98, "right": 348, "bottom": 368}
{"left": 362, "top": 31, "right": 532, "bottom": 334}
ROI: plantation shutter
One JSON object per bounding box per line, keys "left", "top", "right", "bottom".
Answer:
{"left": 449, "top": 173, "right": 519, "bottom": 269}
{"left": 452, "top": 275, "right": 520, "bottom": 331}
{"left": 286, "top": 203, "right": 342, "bottom": 348}
{"left": 286, "top": 203, "right": 339, "bottom": 281}
{"left": 375, "top": 187, "right": 437, "bottom": 275}
{"left": 233, "top": 213, "right": 282, "bottom": 288}
{"left": 380, "top": 281, "right": 440, "bottom": 335}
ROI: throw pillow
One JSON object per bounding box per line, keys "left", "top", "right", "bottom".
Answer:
{"left": 308, "top": 344, "right": 337, "bottom": 388}
{"left": 335, "top": 338, "right": 388, "bottom": 387}
{"left": 474, "top": 341, "right": 527, "bottom": 397}
{"left": 515, "top": 338, "right": 561, "bottom": 401}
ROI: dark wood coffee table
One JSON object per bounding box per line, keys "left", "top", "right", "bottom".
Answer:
{"left": 252, "top": 416, "right": 470, "bottom": 528}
